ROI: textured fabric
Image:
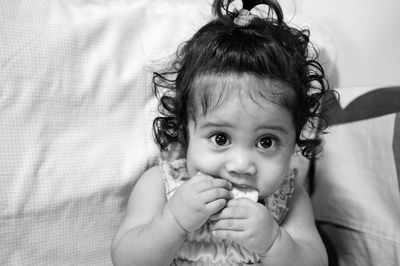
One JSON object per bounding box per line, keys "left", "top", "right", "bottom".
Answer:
{"left": 312, "top": 86, "right": 400, "bottom": 266}
{"left": 0, "top": 0, "right": 212, "bottom": 265}
{"left": 159, "top": 153, "right": 295, "bottom": 265}
{"left": 0, "top": 0, "right": 334, "bottom": 265}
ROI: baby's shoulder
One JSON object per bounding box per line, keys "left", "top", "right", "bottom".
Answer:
{"left": 133, "top": 165, "right": 165, "bottom": 193}
{"left": 142, "top": 165, "right": 163, "bottom": 178}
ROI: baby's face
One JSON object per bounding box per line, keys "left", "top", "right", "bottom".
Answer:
{"left": 186, "top": 75, "right": 297, "bottom": 198}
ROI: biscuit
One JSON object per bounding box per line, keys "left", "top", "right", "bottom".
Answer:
{"left": 231, "top": 186, "right": 259, "bottom": 202}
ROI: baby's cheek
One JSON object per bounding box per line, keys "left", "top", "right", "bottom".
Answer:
{"left": 259, "top": 172, "right": 289, "bottom": 197}
{"left": 186, "top": 151, "right": 221, "bottom": 177}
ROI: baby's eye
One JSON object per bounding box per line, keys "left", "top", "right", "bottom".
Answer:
{"left": 256, "top": 136, "right": 278, "bottom": 150}
{"left": 210, "top": 133, "right": 231, "bottom": 146}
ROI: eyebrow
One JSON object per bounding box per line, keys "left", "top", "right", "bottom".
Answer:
{"left": 199, "top": 121, "right": 234, "bottom": 129}
{"left": 199, "top": 121, "right": 291, "bottom": 135}
{"left": 255, "top": 125, "right": 291, "bottom": 135}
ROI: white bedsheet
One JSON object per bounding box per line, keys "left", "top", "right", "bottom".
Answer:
{"left": 0, "top": 1, "right": 334, "bottom": 265}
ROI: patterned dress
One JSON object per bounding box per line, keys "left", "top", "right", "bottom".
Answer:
{"left": 160, "top": 155, "right": 295, "bottom": 265}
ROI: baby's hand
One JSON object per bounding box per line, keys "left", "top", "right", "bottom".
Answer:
{"left": 166, "top": 173, "right": 233, "bottom": 233}
{"left": 209, "top": 198, "right": 279, "bottom": 255}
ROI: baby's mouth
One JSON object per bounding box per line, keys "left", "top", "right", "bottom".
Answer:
{"left": 230, "top": 184, "right": 259, "bottom": 201}
{"left": 231, "top": 183, "right": 252, "bottom": 189}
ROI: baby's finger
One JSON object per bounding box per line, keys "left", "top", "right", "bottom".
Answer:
{"left": 205, "top": 198, "right": 228, "bottom": 215}
{"left": 209, "top": 218, "right": 246, "bottom": 232}
{"left": 227, "top": 197, "right": 255, "bottom": 207}
{"left": 195, "top": 176, "right": 232, "bottom": 192}
{"left": 209, "top": 205, "right": 248, "bottom": 221}
{"left": 201, "top": 187, "right": 233, "bottom": 203}
{"left": 209, "top": 210, "right": 222, "bottom": 221}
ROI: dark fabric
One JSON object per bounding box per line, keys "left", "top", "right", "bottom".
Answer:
{"left": 317, "top": 222, "right": 338, "bottom": 266}
{"left": 324, "top": 86, "right": 400, "bottom": 126}
{"left": 393, "top": 113, "right": 400, "bottom": 193}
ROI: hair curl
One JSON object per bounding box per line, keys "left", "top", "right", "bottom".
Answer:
{"left": 153, "top": 0, "right": 331, "bottom": 160}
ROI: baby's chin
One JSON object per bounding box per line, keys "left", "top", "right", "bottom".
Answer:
{"left": 231, "top": 185, "right": 259, "bottom": 202}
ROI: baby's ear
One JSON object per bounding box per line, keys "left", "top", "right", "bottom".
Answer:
{"left": 289, "top": 148, "right": 311, "bottom": 187}
{"left": 288, "top": 145, "right": 299, "bottom": 168}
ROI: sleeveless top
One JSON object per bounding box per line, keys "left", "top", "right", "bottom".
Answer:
{"left": 160, "top": 156, "right": 295, "bottom": 265}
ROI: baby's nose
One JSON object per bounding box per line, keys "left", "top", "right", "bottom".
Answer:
{"left": 224, "top": 150, "right": 256, "bottom": 176}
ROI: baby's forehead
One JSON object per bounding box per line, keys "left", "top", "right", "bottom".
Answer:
{"left": 193, "top": 72, "right": 270, "bottom": 92}
{"left": 190, "top": 73, "right": 293, "bottom": 112}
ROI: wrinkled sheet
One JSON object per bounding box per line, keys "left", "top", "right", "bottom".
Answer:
{"left": 0, "top": 0, "right": 334, "bottom": 265}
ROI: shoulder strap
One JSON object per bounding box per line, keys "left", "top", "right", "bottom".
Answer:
{"left": 266, "top": 169, "right": 296, "bottom": 224}
{"left": 159, "top": 158, "right": 189, "bottom": 200}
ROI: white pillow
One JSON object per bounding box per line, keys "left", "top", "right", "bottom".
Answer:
{"left": 312, "top": 86, "right": 400, "bottom": 265}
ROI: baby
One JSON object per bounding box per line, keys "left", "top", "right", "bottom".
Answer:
{"left": 112, "top": 0, "right": 330, "bottom": 265}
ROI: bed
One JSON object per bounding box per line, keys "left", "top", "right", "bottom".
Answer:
{"left": 1, "top": 0, "right": 399, "bottom": 265}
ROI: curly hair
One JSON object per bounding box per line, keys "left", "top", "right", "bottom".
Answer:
{"left": 153, "top": 0, "right": 330, "bottom": 160}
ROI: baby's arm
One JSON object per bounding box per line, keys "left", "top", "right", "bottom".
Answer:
{"left": 260, "top": 183, "right": 328, "bottom": 266}
{"left": 111, "top": 166, "right": 186, "bottom": 266}
{"left": 111, "top": 167, "right": 233, "bottom": 266}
